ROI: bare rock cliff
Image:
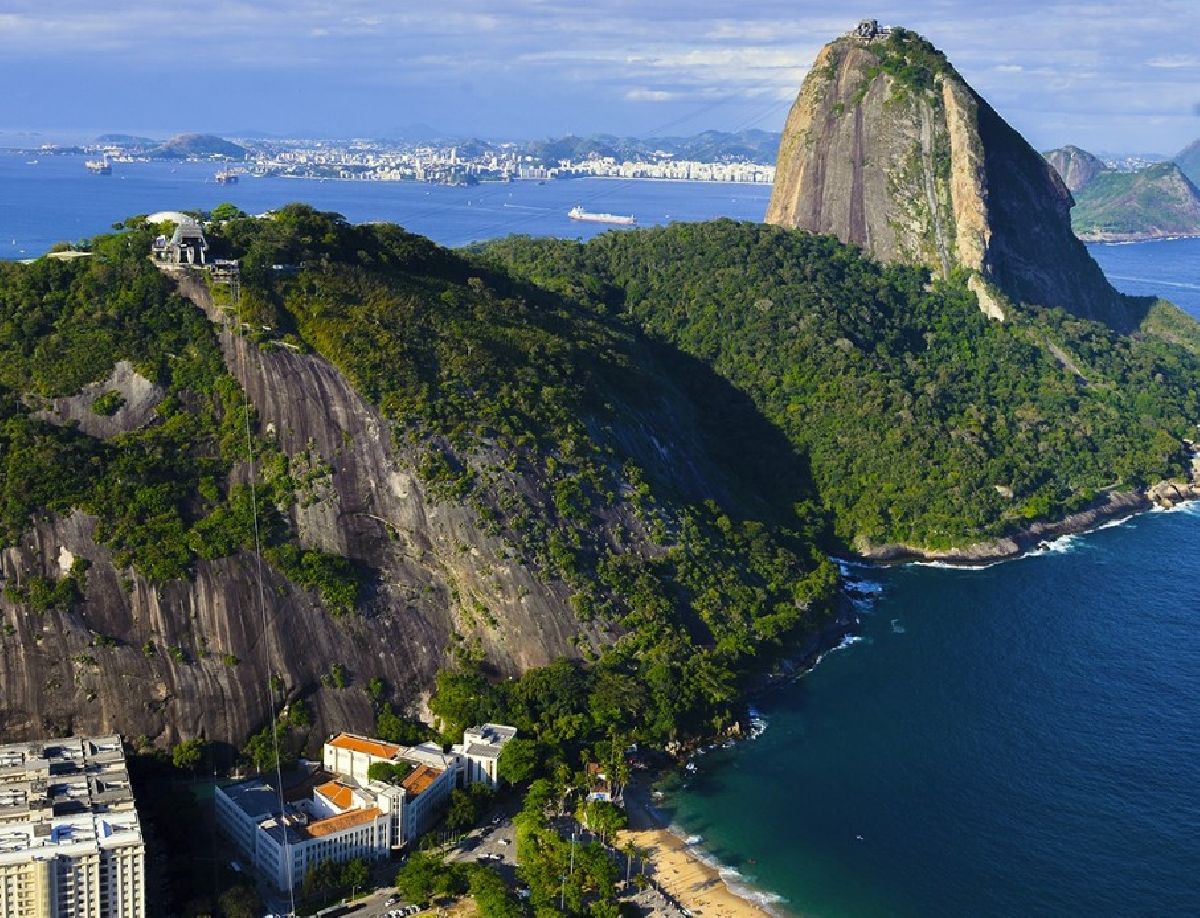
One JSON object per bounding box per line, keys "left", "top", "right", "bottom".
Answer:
{"left": 766, "top": 27, "right": 1131, "bottom": 328}
{"left": 1043, "top": 145, "right": 1106, "bottom": 193}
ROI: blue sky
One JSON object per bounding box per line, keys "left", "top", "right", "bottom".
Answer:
{"left": 2, "top": 0, "right": 1198, "bottom": 153}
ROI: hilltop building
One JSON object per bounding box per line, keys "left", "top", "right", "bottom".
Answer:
{"left": 0, "top": 735, "right": 145, "bottom": 918}
{"left": 150, "top": 218, "right": 208, "bottom": 265}
{"left": 215, "top": 724, "right": 516, "bottom": 891}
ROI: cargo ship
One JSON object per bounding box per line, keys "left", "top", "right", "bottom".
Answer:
{"left": 567, "top": 206, "right": 635, "bottom": 225}
{"left": 85, "top": 159, "right": 112, "bottom": 175}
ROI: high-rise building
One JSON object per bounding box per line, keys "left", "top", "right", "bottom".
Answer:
{"left": 0, "top": 736, "right": 145, "bottom": 918}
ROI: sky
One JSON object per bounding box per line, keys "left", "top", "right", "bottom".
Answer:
{"left": 1, "top": 0, "right": 1198, "bottom": 154}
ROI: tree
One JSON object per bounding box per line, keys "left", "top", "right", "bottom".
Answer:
{"left": 217, "top": 882, "right": 262, "bottom": 918}
{"left": 576, "top": 800, "right": 626, "bottom": 846}
{"left": 367, "top": 760, "right": 413, "bottom": 785}
{"left": 375, "top": 702, "right": 431, "bottom": 745}
{"left": 367, "top": 676, "right": 386, "bottom": 702}
{"left": 395, "top": 851, "right": 445, "bottom": 905}
{"left": 429, "top": 667, "right": 504, "bottom": 738}
{"left": 171, "top": 737, "right": 205, "bottom": 773}
{"left": 210, "top": 202, "right": 246, "bottom": 222}
{"left": 446, "top": 787, "right": 479, "bottom": 833}
{"left": 341, "top": 857, "right": 369, "bottom": 896}
{"left": 498, "top": 737, "right": 539, "bottom": 785}
{"left": 467, "top": 864, "right": 526, "bottom": 917}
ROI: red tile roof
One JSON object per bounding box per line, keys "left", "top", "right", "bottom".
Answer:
{"left": 303, "top": 807, "right": 381, "bottom": 839}
{"left": 400, "top": 764, "right": 442, "bottom": 797}
{"left": 328, "top": 733, "right": 401, "bottom": 759}
{"left": 314, "top": 780, "right": 355, "bottom": 811}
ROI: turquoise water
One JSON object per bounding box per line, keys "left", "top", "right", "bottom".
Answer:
{"left": 666, "top": 507, "right": 1200, "bottom": 915}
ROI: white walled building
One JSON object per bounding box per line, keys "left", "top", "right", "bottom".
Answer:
{"left": 216, "top": 724, "right": 518, "bottom": 892}
{"left": 0, "top": 736, "right": 145, "bottom": 918}
{"left": 456, "top": 724, "right": 517, "bottom": 789}
{"left": 215, "top": 773, "right": 391, "bottom": 892}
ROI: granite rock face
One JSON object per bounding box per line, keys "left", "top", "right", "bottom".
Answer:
{"left": 0, "top": 271, "right": 597, "bottom": 747}
{"left": 1043, "top": 146, "right": 1106, "bottom": 193}
{"left": 766, "top": 27, "right": 1131, "bottom": 328}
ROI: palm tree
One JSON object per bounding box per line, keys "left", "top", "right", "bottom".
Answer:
{"left": 623, "top": 841, "right": 637, "bottom": 887}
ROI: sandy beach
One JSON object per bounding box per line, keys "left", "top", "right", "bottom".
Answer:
{"left": 617, "top": 783, "right": 779, "bottom": 918}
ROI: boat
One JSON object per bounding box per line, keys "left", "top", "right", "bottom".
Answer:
{"left": 214, "top": 169, "right": 239, "bottom": 185}
{"left": 567, "top": 206, "right": 635, "bottom": 225}
{"left": 85, "top": 159, "right": 112, "bottom": 175}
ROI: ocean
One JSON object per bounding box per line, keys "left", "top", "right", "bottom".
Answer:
{"left": 3, "top": 151, "right": 1198, "bottom": 917}
{"left": 0, "top": 152, "right": 772, "bottom": 259}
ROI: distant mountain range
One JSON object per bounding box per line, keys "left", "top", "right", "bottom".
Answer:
{"left": 92, "top": 128, "right": 780, "bottom": 164}
{"left": 515, "top": 129, "right": 781, "bottom": 165}
{"left": 1043, "top": 142, "right": 1200, "bottom": 240}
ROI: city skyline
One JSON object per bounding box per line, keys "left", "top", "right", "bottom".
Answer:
{"left": 1, "top": 1, "right": 1198, "bottom": 154}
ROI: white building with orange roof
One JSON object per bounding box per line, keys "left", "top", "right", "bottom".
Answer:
{"left": 321, "top": 733, "right": 458, "bottom": 847}
{"left": 321, "top": 734, "right": 402, "bottom": 785}
{"left": 215, "top": 771, "right": 391, "bottom": 892}
{"left": 216, "top": 725, "right": 518, "bottom": 891}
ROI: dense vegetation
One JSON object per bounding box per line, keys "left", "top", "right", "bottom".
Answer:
{"left": 482, "top": 220, "right": 1200, "bottom": 550}
{"left": 203, "top": 206, "right": 838, "bottom": 745}
{"left": 1070, "top": 162, "right": 1200, "bottom": 237}
{"left": 0, "top": 225, "right": 360, "bottom": 613}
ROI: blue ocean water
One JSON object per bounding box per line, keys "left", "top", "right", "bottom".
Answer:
{"left": 3, "top": 150, "right": 1198, "bottom": 917}
{"left": 0, "top": 152, "right": 772, "bottom": 258}
{"left": 666, "top": 508, "right": 1200, "bottom": 917}
{"left": 1088, "top": 238, "right": 1200, "bottom": 319}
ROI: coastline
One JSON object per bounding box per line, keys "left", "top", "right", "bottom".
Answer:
{"left": 618, "top": 781, "right": 784, "bottom": 918}
{"left": 1079, "top": 231, "right": 1200, "bottom": 244}
{"left": 854, "top": 478, "right": 1200, "bottom": 565}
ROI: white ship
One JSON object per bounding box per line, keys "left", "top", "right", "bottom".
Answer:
{"left": 85, "top": 159, "right": 112, "bottom": 175}
{"left": 567, "top": 205, "right": 635, "bottom": 225}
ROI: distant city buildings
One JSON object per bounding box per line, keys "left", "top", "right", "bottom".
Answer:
{"left": 215, "top": 724, "right": 517, "bottom": 892}
{"left": 45, "top": 134, "right": 779, "bottom": 186}
{"left": 246, "top": 144, "right": 776, "bottom": 185}
{"left": 0, "top": 736, "right": 145, "bottom": 918}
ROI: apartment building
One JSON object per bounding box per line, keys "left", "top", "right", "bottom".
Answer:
{"left": 0, "top": 736, "right": 145, "bottom": 918}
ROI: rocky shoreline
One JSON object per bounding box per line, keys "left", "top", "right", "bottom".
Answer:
{"left": 855, "top": 476, "right": 1200, "bottom": 565}
{"left": 1078, "top": 231, "right": 1200, "bottom": 244}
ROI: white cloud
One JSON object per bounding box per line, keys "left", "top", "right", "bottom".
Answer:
{"left": 1147, "top": 55, "right": 1200, "bottom": 69}
{"left": 625, "top": 89, "right": 679, "bottom": 102}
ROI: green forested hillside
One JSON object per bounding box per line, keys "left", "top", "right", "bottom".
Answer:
{"left": 1, "top": 207, "right": 838, "bottom": 752}
{"left": 482, "top": 221, "right": 1200, "bottom": 551}
{"left": 1071, "top": 162, "right": 1200, "bottom": 238}
{"left": 0, "top": 225, "right": 360, "bottom": 602}
{"left": 203, "top": 207, "right": 837, "bottom": 739}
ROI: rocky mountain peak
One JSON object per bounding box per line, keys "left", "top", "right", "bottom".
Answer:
{"left": 766, "top": 26, "right": 1131, "bottom": 328}
{"left": 1043, "top": 145, "right": 1107, "bottom": 192}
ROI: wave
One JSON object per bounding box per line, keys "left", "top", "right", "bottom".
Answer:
{"left": 1151, "top": 497, "right": 1200, "bottom": 516}
{"left": 1104, "top": 273, "right": 1200, "bottom": 291}
{"left": 912, "top": 558, "right": 1003, "bottom": 571}
{"left": 666, "top": 826, "right": 790, "bottom": 912}
{"left": 912, "top": 509, "right": 1156, "bottom": 571}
